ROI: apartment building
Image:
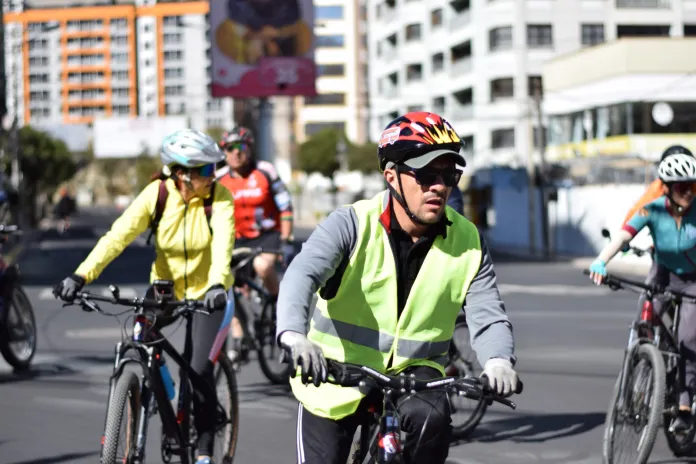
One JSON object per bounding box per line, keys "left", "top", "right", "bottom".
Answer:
{"left": 3, "top": 0, "right": 233, "bottom": 130}
{"left": 366, "top": 0, "right": 696, "bottom": 170}
{"left": 294, "top": 0, "right": 368, "bottom": 144}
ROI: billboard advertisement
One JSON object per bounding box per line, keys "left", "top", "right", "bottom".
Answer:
{"left": 210, "top": 0, "right": 317, "bottom": 98}
{"left": 93, "top": 116, "right": 188, "bottom": 159}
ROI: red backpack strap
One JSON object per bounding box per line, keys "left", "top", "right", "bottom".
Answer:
{"left": 203, "top": 183, "right": 215, "bottom": 235}
{"left": 147, "top": 180, "right": 169, "bottom": 245}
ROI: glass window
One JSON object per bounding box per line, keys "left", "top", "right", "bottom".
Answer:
{"left": 490, "top": 78, "right": 514, "bottom": 101}
{"left": 527, "top": 25, "right": 553, "bottom": 48}
{"left": 431, "top": 8, "right": 443, "bottom": 28}
{"left": 316, "top": 35, "right": 344, "bottom": 48}
{"left": 405, "top": 24, "right": 422, "bottom": 41}
{"left": 491, "top": 128, "right": 515, "bottom": 148}
{"left": 581, "top": 24, "right": 604, "bottom": 47}
{"left": 317, "top": 64, "right": 345, "bottom": 76}
{"left": 489, "top": 27, "right": 512, "bottom": 51}
{"left": 304, "top": 93, "right": 345, "bottom": 105}
{"left": 315, "top": 5, "right": 344, "bottom": 20}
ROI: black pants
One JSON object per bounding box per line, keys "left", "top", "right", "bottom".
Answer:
{"left": 145, "top": 286, "right": 224, "bottom": 456}
{"left": 295, "top": 366, "right": 451, "bottom": 464}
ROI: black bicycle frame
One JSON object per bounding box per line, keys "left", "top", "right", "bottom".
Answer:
{"left": 100, "top": 313, "right": 219, "bottom": 464}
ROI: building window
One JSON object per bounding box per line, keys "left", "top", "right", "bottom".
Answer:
{"left": 164, "top": 50, "right": 183, "bottom": 60}
{"left": 581, "top": 24, "right": 604, "bottom": 46}
{"left": 491, "top": 128, "right": 515, "bottom": 149}
{"left": 305, "top": 121, "right": 346, "bottom": 136}
{"left": 407, "top": 105, "right": 424, "bottom": 112}
{"left": 316, "top": 35, "right": 345, "bottom": 48}
{"left": 163, "top": 32, "right": 183, "bottom": 44}
{"left": 304, "top": 93, "right": 346, "bottom": 105}
{"left": 433, "top": 96, "right": 445, "bottom": 114}
{"left": 431, "top": 52, "right": 444, "bottom": 72}
{"left": 406, "top": 63, "right": 423, "bottom": 82}
{"left": 528, "top": 76, "right": 542, "bottom": 97}
{"left": 490, "top": 78, "right": 514, "bottom": 102}
{"left": 315, "top": 5, "right": 344, "bottom": 20}
{"left": 489, "top": 26, "right": 513, "bottom": 52}
{"left": 431, "top": 8, "right": 443, "bottom": 28}
{"left": 405, "top": 24, "right": 422, "bottom": 41}
{"left": 527, "top": 25, "right": 553, "bottom": 48}
{"left": 317, "top": 64, "right": 345, "bottom": 77}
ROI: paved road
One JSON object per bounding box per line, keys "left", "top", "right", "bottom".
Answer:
{"left": 0, "top": 209, "right": 690, "bottom": 463}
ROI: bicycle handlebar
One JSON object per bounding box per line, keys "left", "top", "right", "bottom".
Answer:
{"left": 70, "top": 285, "right": 208, "bottom": 317}
{"left": 582, "top": 269, "right": 696, "bottom": 302}
{"left": 231, "top": 246, "right": 285, "bottom": 270}
{"left": 323, "top": 360, "right": 521, "bottom": 410}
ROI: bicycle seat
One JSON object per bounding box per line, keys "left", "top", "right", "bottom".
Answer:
{"left": 231, "top": 247, "right": 255, "bottom": 269}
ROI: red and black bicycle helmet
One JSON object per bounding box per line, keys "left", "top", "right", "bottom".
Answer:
{"left": 377, "top": 112, "right": 465, "bottom": 171}
{"left": 220, "top": 126, "right": 255, "bottom": 147}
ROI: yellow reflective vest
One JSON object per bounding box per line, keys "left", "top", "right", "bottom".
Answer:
{"left": 290, "top": 192, "right": 482, "bottom": 419}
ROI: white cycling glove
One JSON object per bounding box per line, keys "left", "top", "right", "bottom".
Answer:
{"left": 482, "top": 358, "right": 519, "bottom": 397}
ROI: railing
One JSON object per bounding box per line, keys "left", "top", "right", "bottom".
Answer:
{"left": 449, "top": 10, "right": 471, "bottom": 31}
{"left": 450, "top": 104, "right": 473, "bottom": 120}
{"left": 616, "top": 0, "right": 670, "bottom": 8}
{"left": 450, "top": 57, "right": 472, "bottom": 77}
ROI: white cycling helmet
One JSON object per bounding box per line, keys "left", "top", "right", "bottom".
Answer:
{"left": 160, "top": 129, "right": 224, "bottom": 169}
{"left": 658, "top": 153, "right": 696, "bottom": 183}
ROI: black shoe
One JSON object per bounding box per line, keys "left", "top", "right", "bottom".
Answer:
{"left": 669, "top": 410, "right": 692, "bottom": 433}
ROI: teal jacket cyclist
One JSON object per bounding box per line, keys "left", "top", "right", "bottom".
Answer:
{"left": 588, "top": 151, "right": 696, "bottom": 433}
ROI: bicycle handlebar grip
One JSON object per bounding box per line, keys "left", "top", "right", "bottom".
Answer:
{"left": 582, "top": 269, "right": 590, "bottom": 276}
{"left": 516, "top": 378, "right": 524, "bottom": 395}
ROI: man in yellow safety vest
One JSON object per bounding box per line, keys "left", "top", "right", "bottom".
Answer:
{"left": 276, "top": 111, "right": 519, "bottom": 464}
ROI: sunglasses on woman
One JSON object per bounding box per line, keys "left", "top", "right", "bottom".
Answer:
{"left": 191, "top": 164, "right": 216, "bottom": 178}
{"left": 399, "top": 165, "right": 463, "bottom": 187}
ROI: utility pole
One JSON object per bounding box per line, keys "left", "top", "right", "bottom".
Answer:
{"left": 534, "top": 79, "right": 550, "bottom": 259}
{"left": 526, "top": 107, "right": 536, "bottom": 256}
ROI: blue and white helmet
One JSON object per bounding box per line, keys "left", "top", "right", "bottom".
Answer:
{"left": 160, "top": 129, "right": 224, "bottom": 169}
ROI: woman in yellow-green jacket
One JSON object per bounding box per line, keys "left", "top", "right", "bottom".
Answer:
{"left": 54, "top": 129, "right": 235, "bottom": 464}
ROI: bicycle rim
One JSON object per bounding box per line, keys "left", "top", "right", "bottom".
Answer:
{"left": 213, "top": 356, "right": 240, "bottom": 463}
{"left": 603, "top": 343, "right": 665, "bottom": 464}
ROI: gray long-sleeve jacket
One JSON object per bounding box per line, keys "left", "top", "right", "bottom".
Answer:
{"left": 276, "top": 204, "right": 516, "bottom": 367}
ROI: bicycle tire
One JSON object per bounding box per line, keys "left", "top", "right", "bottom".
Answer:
{"left": 449, "top": 324, "right": 487, "bottom": 439}
{"left": 102, "top": 371, "right": 141, "bottom": 464}
{"left": 662, "top": 365, "right": 696, "bottom": 457}
{"left": 0, "top": 286, "right": 36, "bottom": 371}
{"left": 602, "top": 343, "right": 665, "bottom": 464}
{"left": 213, "top": 356, "right": 240, "bottom": 463}
{"left": 256, "top": 301, "right": 290, "bottom": 385}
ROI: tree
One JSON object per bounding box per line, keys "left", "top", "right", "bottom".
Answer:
{"left": 12, "top": 125, "right": 77, "bottom": 224}
{"left": 206, "top": 127, "right": 226, "bottom": 142}
{"left": 134, "top": 151, "right": 162, "bottom": 192}
{"left": 347, "top": 141, "right": 379, "bottom": 173}
{"left": 297, "top": 128, "right": 340, "bottom": 178}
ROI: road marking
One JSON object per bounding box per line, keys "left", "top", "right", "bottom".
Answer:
{"left": 64, "top": 327, "right": 124, "bottom": 339}
{"left": 32, "top": 395, "right": 104, "bottom": 410}
{"left": 498, "top": 284, "right": 610, "bottom": 296}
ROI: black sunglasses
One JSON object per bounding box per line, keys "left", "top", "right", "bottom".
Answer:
{"left": 399, "top": 165, "right": 462, "bottom": 187}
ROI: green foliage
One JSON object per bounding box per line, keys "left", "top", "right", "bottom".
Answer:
{"left": 297, "top": 128, "right": 379, "bottom": 177}
{"left": 347, "top": 141, "right": 379, "bottom": 173}
{"left": 134, "top": 153, "right": 162, "bottom": 192}
{"left": 16, "top": 125, "right": 77, "bottom": 193}
{"left": 206, "top": 127, "right": 226, "bottom": 143}
{"left": 297, "top": 128, "right": 340, "bottom": 178}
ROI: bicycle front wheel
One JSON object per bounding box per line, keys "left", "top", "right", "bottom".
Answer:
{"left": 602, "top": 343, "right": 665, "bottom": 464}
{"left": 213, "top": 356, "right": 240, "bottom": 463}
{"left": 0, "top": 286, "right": 37, "bottom": 371}
{"left": 101, "top": 371, "right": 141, "bottom": 464}
{"left": 449, "top": 323, "right": 487, "bottom": 439}
{"left": 256, "top": 300, "right": 291, "bottom": 385}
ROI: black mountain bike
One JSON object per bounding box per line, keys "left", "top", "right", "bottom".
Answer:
{"left": 297, "top": 358, "right": 522, "bottom": 464}
{"left": 63, "top": 282, "right": 239, "bottom": 464}
{"left": 0, "top": 224, "right": 36, "bottom": 371}
{"left": 585, "top": 269, "right": 696, "bottom": 463}
{"left": 228, "top": 246, "right": 291, "bottom": 384}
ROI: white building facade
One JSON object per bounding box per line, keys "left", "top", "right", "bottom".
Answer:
{"left": 3, "top": 0, "right": 233, "bottom": 131}
{"left": 366, "top": 0, "right": 696, "bottom": 170}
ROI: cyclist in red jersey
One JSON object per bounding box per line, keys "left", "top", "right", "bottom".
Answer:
{"left": 216, "top": 126, "right": 295, "bottom": 361}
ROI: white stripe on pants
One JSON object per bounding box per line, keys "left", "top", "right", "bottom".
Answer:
{"left": 296, "top": 403, "right": 306, "bottom": 463}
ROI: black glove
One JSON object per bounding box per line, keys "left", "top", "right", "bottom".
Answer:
{"left": 281, "top": 239, "right": 296, "bottom": 266}
{"left": 54, "top": 274, "right": 85, "bottom": 302}
{"left": 204, "top": 284, "right": 227, "bottom": 311}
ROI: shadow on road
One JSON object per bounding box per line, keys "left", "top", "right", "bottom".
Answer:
{"left": 238, "top": 381, "right": 293, "bottom": 401}
{"left": 6, "top": 450, "right": 99, "bottom": 464}
{"left": 0, "top": 363, "right": 82, "bottom": 385}
{"left": 459, "top": 411, "right": 606, "bottom": 444}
